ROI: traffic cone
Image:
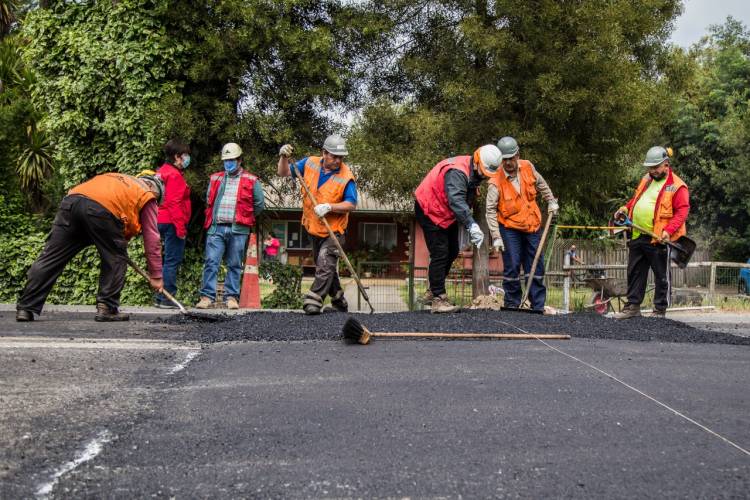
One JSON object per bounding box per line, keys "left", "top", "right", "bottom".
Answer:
{"left": 239, "top": 232, "right": 261, "bottom": 309}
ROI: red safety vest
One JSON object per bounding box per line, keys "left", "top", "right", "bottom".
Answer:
{"left": 204, "top": 169, "right": 258, "bottom": 229}
{"left": 414, "top": 156, "right": 472, "bottom": 228}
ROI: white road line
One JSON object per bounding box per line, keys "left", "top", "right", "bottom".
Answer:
{"left": 35, "top": 430, "right": 113, "bottom": 499}
{"left": 498, "top": 320, "right": 750, "bottom": 457}
{"left": 0, "top": 337, "right": 200, "bottom": 350}
{"left": 168, "top": 350, "right": 201, "bottom": 374}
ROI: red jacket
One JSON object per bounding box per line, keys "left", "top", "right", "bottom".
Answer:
{"left": 156, "top": 163, "right": 192, "bottom": 238}
{"left": 414, "top": 156, "right": 472, "bottom": 228}
{"left": 203, "top": 169, "right": 258, "bottom": 229}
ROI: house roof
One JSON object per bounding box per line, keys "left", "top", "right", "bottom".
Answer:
{"left": 263, "top": 178, "right": 411, "bottom": 214}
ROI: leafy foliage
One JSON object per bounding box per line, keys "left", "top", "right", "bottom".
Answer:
{"left": 259, "top": 260, "right": 303, "bottom": 309}
{"left": 350, "top": 0, "right": 684, "bottom": 221}
{"left": 666, "top": 18, "right": 750, "bottom": 259}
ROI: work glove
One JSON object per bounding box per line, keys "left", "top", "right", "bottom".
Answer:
{"left": 548, "top": 199, "right": 559, "bottom": 214}
{"left": 314, "top": 203, "right": 332, "bottom": 217}
{"left": 492, "top": 238, "right": 505, "bottom": 253}
{"left": 279, "top": 144, "right": 294, "bottom": 158}
{"left": 468, "top": 222, "right": 484, "bottom": 248}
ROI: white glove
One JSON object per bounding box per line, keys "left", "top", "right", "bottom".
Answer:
{"left": 548, "top": 199, "right": 559, "bottom": 214}
{"left": 279, "top": 144, "right": 294, "bottom": 158}
{"left": 468, "top": 222, "right": 484, "bottom": 247}
{"left": 314, "top": 203, "right": 332, "bottom": 217}
{"left": 492, "top": 238, "right": 505, "bottom": 253}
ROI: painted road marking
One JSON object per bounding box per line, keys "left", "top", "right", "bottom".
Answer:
{"left": 0, "top": 337, "right": 200, "bottom": 350}
{"left": 35, "top": 429, "right": 113, "bottom": 499}
{"left": 497, "top": 319, "right": 750, "bottom": 458}
{"left": 168, "top": 351, "right": 201, "bottom": 374}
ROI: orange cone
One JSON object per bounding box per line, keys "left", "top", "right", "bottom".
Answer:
{"left": 239, "top": 233, "right": 261, "bottom": 309}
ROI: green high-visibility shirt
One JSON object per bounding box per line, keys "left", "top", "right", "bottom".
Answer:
{"left": 632, "top": 177, "right": 666, "bottom": 238}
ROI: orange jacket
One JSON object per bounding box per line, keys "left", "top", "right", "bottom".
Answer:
{"left": 300, "top": 156, "right": 356, "bottom": 237}
{"left": 68, "top": 173, "right": 156, "bottom": 240}
{"left": 414, "top": 156, "right": 472, "bottom": 228}
{"left": 623, "top": 170, "right": 688, "bottom": 243}
{"left": 490, "top": 160, "right": 541, "bottom": 233}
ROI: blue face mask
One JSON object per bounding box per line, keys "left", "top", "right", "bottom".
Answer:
{"left": 223, "top": 159, "right": 238, "bottom": 173}
{"left": 181, "top": 154, "right": 191, "bottom": 169}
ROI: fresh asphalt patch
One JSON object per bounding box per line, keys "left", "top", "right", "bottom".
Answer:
{"left": 169, "top": 309, "right": 750, "bottom": 345}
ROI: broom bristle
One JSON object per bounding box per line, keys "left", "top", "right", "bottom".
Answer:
{"left": 342, "top": 317, "right": 365, "bottom": 343}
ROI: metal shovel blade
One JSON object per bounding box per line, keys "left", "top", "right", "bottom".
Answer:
{"left": 669, "top": 236, "right": 696, "bottom": 269}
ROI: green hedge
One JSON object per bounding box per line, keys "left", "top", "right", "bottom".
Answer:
{"left": 0, "top": 231, "right": 206, "bottom": 307}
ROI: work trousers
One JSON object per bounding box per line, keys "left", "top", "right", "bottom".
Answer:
{"left": 17, "top": 195, "right": 128, "bottom": 314}
{"left": 625, "top": 235, "right": 670, "bottom": 311}
{"left": 308, "top": 233, "right": 345, "bottom": 301}
{"left": 415, "top": 200, "right": 460, "bottom": 297}
{"left": 155, "top": 222, "right": 186, "bottom": 303}
{"left": 199, "top": 224, "right": 248, "bottom": 300}
{"left": 498, "top": 225, "right": 546, "bottom": 310}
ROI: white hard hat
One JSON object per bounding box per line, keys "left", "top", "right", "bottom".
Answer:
{"left": 221, "top": 142, "right": 243, "bottom": 160}
{"left": 473, "top": 144, "right": 502, "bottom": 177}
{"left": 322, "top": 134, "right": 348, "bottom": 156}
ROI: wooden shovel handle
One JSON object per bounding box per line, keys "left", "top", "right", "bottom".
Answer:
{"left": 126, "top": 258, "right": 187, "bottom": 313}
{"left": 371, "top": 332, "right": 570, "bottom": 340}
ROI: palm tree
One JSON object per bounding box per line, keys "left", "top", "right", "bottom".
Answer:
{"left": 17, "top": 124, "right": 53, "bottom": 191}
{"left": 0, "top": 0, "right": 18, "bottom": 37}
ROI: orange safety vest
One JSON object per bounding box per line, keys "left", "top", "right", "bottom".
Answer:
{"left": 627, "top": 170, "right": 687, "bottom": 243}
{"left": 414, "top": 156, "right": 472, "bottom": 228}
{"left": 68, "top": 173, "right": 155, "bottom": 240}
{"left": 490, "top": 160, "right": 541, "bottom": 233}
{"left": 300, "top": 156, "right": 356, "bottom": 238}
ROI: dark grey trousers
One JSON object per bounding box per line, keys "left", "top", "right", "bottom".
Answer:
{"left": 17, "top": 195, "right": 128, "bottom": 314}
{"left": 305, "top": 233, "right": 345, "bottom": 305}
{"left": 625, "top": 235, "right": 670, "bottom": 311}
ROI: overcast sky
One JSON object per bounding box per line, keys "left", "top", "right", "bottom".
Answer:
{"left": 670, "top": 0, "right": 750, "bottom": 47}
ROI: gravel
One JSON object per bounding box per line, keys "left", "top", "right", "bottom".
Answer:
{"left": 168, "top": 310, "right": 750, "bottom": 345}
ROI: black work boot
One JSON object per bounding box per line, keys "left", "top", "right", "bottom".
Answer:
{"left": 16, "top": 309, "right": 34, "bottom": 322}
{"left": 330, "top": 290, "right": 348, "bottom": 313}
{"left": 94, "top": 303, "right": 130, "bottom": 322}
{"left": 651, "top": 309, "right": 666, "bottom": 318}
{"left": 613, "top": 303, "right": 641, "bottom": 319}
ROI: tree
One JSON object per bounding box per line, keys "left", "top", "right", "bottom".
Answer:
{"left": 666, "top": 17, "right": 750, "bottom": 260}
{"left": 348, "top": 0, "right": 683, "bottom": 295}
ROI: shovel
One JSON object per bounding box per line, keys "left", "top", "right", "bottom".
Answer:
{"left": 501, "top": 213, "right": 555, "bottom": 315}
{"left": 126, "top": 258, "right": 222, "bottom": 322}
{"left": 615, "top": 216, "right": 696, "bottom": 269}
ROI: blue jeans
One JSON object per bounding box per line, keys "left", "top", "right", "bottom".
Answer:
{"left": 199, "top": 225, "right": 248, "bottom": 300}
{"left": 156, "top": 223, "right": 186, "bottom": 303}
{"left": 498, "top": 225, "right": 546, "bottom": 310}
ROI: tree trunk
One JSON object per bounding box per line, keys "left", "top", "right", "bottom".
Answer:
{"left": 472, "top": 204, "right": 490, "bottom": 298}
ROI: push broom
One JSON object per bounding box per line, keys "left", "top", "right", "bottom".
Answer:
{"left": 342, "top": 317, "right": 570, "bottom": 344}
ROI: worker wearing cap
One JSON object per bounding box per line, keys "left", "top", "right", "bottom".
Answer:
{"left": 414, "top": 144, "right": 502, "bottom": 313}
{"left": 613, "top": 146, "right": 690, "bottom": 319}
{"left": 16, "top": 172, "right": 165, "bottom": 322}
{"left": 197, "top": 142, "right": 265, "bottom": 310}
{"left": 154, "top": 138, "right": 192, "bottom": 309}
{"left": 277, "top": 134, "right": 357, "bottom": 315}
{"left": 486, "top": 137, "right": 558, "bottom": 312}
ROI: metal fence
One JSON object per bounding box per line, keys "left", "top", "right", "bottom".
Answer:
{"left": 342, "top": 253, "right": 750, "bottom": 313}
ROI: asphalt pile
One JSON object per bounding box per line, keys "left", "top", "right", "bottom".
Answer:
{"left": 172, "top": 310, "right": 750, "bottom": 345}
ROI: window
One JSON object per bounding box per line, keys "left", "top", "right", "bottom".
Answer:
{"left": 360, "top": 223, "right": 397, "bottom": 250}
{"left": 285, "top": 221, "right": 312, "bottom": 250}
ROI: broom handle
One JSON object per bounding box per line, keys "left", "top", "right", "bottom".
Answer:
{"left": 371, "top": 332, "right": 570, "bottom": 340}
{"left": 126, "top": 257, "right": 188, "bottom": 314}
{"left": 520, "top": 213, "right": 554, "bottom": 307}
{"left": 291, "top": 162, "right": 375, "bottom": 313}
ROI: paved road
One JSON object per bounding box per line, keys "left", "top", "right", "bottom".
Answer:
{"left": 1, "top": 310, "right": 748, "bottom": 498}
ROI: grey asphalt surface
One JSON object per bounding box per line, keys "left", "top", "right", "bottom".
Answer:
{"left": 1, "top": 309, "right": 748, "bottom": 498}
